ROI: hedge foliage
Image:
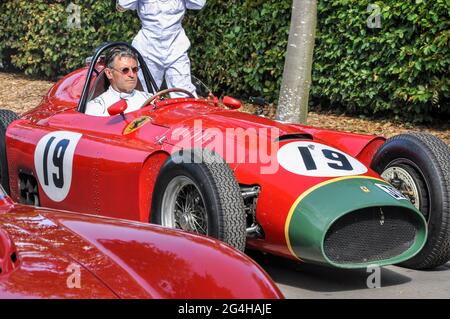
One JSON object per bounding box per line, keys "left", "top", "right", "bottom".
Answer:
{"left": 0, "top": 0, "right": 140, "bottom": 77}
{"left": 0, "top": 0, "right": 449, "bottom": 121}
{"left": 309, "top": 0, "right": 450, "bottom": 120}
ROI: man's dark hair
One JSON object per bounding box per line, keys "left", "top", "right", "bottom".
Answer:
{"left": 105, "top": 46, "right": 138, "bottom": 68}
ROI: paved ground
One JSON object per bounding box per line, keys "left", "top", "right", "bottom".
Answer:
{"left": 248, "top": 251, "right": 450, "bottom": 299}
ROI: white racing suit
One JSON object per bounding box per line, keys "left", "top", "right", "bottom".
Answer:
{"left": 117, "top": 0, "right": 206, "bottom": 96}
{"left": 85, "top": 86, "right": 151, "bottom": 116}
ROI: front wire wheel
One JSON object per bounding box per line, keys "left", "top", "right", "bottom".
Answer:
{"left": 161, "top": 176, "right": 208, "bottom": 235}
{"left": 380, "top": 163, "right": 427, "bottom": 213}
{"left": 372, "top": 132, "right": 450, "bottom": 269}
{"left": 152, "top": 149, "right": 247, "bottom": 251}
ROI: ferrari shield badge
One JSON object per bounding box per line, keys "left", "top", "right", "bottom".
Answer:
{"left": 123, "top": 116, "right": 152, "bottom": 135}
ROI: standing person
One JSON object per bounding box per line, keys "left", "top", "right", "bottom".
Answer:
{"left": 116, "top": 0, "right": 206, "bottom": 97}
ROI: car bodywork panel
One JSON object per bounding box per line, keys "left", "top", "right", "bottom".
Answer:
{"left": 0, "top": 196, "right": 283, "bottom": 299}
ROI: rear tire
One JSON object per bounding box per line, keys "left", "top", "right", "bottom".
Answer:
{"left": 151, "top": 148, "right": 247, "bottom": 251}
{"left": 0, "top": 109, "right": 19, "bottom": 194}
{"left": 371, "top": 132, "right": 450, "bottom": 269}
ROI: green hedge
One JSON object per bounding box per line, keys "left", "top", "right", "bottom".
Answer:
{"left": 309, "top": 0, "right": 450, "bottom": 121}
{"left": 0, "top": 0, "right": 139, "bottom": 77}
{"left": 0, "top": 0, "right": 449, "bottom": 121}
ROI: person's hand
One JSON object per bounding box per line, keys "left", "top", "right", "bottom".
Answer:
{"left": 116, "top": 0, "right": 126, "bottom": 12}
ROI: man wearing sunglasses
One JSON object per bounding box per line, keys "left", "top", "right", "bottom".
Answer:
{"left": 116, "top": 0, "right": 206, "bottom": 97}
{"left": 86, "top": 46, "right": 151, "bottom": 116}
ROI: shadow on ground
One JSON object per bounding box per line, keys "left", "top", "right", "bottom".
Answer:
{"left": 246, "top": 250, "right": 412, "bottom": 293}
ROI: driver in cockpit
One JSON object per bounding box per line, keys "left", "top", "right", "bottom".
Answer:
{"left": 85, "top": 46, "right": 151, "bottom": 116}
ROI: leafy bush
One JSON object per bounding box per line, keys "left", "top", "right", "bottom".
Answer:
{"left": 309, "top": 0, "right": 450, "bottom": 121}
{"left": 185, "top": 0, "right": 292, "bottom": 101}
{"left": 0, "top": 0, "right": 139, "bottom": 77}
{"left": 0, "top": 0, "right": 448, "bottom": 120}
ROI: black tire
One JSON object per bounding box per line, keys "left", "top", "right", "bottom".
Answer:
{"left": 371, "top": 132, "right": 450, "bottom": 269}
{"left": 151, "top": 148, "right": 247, "bottom": 251}
{"left": 0, "top": 109, "right": 19, "bottom": 194}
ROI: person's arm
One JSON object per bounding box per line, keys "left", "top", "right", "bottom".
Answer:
{"left": 185, "top": 0, "right": 206, "bottom": 10}
{"left": 116, "top": 0, "right": 138, "bottom": 12}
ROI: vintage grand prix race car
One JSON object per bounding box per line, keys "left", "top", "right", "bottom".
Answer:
{"left": 0, "top": 186, "right": 282, "bottom": 299}
{"left": 0, "top": 42, "right": 449, "bottom": 270}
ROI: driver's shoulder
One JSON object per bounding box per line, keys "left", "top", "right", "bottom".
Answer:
{"left": 86, "top": 93, "right": 108, "bottom": 115}
{"left": 87, "top": 95, "right": 106, "bottom": 108}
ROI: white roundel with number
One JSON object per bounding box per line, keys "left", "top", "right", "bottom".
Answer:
{"left": 34, "top": 131, "right": 82, "bottom": 202}
{"left": 277, "top": 141, "right": 368, "bottom": 177}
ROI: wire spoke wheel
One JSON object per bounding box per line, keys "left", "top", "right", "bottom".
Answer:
{"left": 161, "top": 176, "right": 208, "bottom": 235}
{"left": 152, "top": 149, "right": 247, "bottom": 251}
{"left": 372, "top": 132, "right": 450, "bottom": 269}
{"left": 381, "top": 165, "right": 421, "bottom": 210}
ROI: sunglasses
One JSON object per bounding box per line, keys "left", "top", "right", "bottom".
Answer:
{"left": 111, "top": 66, "right": 140, "bottom": 75}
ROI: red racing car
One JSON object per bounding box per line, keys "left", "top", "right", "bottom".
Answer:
{"left": 1, "top": 42, "right": 449, "bottom": 270}
{"left": 0, "top": 186, "right": 282, "bottom": 299}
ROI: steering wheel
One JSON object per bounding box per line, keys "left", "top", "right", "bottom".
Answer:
{"left": 141, "top": 87, "right": 195, "bottom": 108}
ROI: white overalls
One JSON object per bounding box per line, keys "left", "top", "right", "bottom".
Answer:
{"left": 85, "top": 86, "right": 151, "bottom": 116}
{"left": 117, "top": 0, "right": 206, "bottom": 96}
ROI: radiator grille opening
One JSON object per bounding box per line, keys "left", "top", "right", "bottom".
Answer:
{"left": 324, "top": 206, "right": 422, "bottom": 265}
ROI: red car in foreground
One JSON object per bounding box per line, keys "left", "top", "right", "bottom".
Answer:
{"left": 0, "top": 188, "right": 282, "bottom": 299}
{"left": 0, "top": 42, "right": 449, "bottom": 271}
